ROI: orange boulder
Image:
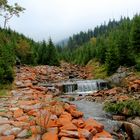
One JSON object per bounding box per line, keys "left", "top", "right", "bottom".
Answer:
{"left": 85, "top": 118, "right": 104, "bottom": 133}
{"left": 14, "top": 109, "right": 24, "bottom": 118}
{"left": 92, "top": 130, "right": 112, "bottom": 139}
{"left": 42, "top": 132, "right": 58, "bottom": 140}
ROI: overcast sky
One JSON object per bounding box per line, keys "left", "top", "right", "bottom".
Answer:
{"left": 3, "top": 0, "right": 140, "bottom": 42}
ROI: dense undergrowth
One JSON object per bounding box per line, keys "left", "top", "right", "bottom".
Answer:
{"left": 104, "top": 100, "right": 140, "bottom": 116}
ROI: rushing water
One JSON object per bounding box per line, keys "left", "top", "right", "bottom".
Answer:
{"left": 63, "top": 79, "right": 108, "bottom": 94}
{"left": 71, "top": 99, "right": 120, "bottom": 133}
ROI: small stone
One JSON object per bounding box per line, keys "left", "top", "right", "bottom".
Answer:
{"left": 59, "top": 130, "right": 79, "bottom": 138}
{"left": 3, "top": 127, "right": 22, "bottom": 136}
{"left": 112, "top": 115, "right": 126, "bottom": 121}
{"left": 0, "top": 124, "right": 12, "bottom": 134}
{"left": 78, "top": 128, "right": 93, "bottom": 139}
{"left": 92, "top": 130, "right": 112, "bottom": 138}
{"left": 17, "top": 129, "right": 28, "bottom": 138}
{"left": 0, "top": 135, "right": 15, "bottom": 140}
{"left": 61, "top": 137, "right": 79, "bottom": 140}
{"left": 14, "top": 109, "right": 24, "bottom": 118}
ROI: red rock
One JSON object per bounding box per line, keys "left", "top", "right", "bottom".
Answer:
{"left": 92, "top": 130, "right": 112, "bottom": 139}
{"left": 64, "top": 103, "right": 77, "bottom": 112}
{"left": 42, "top": 132, "right": 58, "bottom": 140}
{"left": 70, "top": 110, "right": 83, "bottom": 118}
{"left": 84, "top": 125, "right": 97, "bottom": 135}
{"left": 27, "top": 109, "right": 38, "bottom": 116}
{"left": 60, "top": 112, "right": 72, "bottom": 121}
{"left": 61, "top": 137, "right": 79, "bottom": 140}
{"left": 60, "top": 122, "right": 77, "bottom": 131}
{"left": 129, "top": 84, "right": 140, "bottom": 92}
{"left": 51, "top": 104, "right": 64, "bottom": 116}
{"left": 57, "top": 112, "right": 72, "bottom": 126}
{"left": 57, "top": 117, "right": 71, "bottom": 127}
{"left": 30, "top": 125, "right": 41, "bottom": 134}
{"left": 47, "top": 127, "right": 58, "bottom": 134}
{"left": 117, "top": 95, "right": 129, "bottom": 102}
{"left": 36, "top": 116, "right": 47, "bottom": 127}
{"left": 92, "top": 138, "right": 114, "bottom": 140}
{"left": 78, "top": 128, "right": 93, "bottom": 139}
{"left": 85, "top": 118, "right": 104, "bottom": 133}
{"left": 14, "top": 109, "right": 24, "bottom": 118}
{"left": 11, "top": 121, "right": 30, "bottom": 127}
{"left": 16, "top": 115, "right": 29, "bottom": 122}
{"left": 0, "top": 135, "right": 15, "bottom": 140}
{"left": 59, "top": 130, "right": 79, "bottom": 138}
{"left": 72, "top": 118, "right": 85, "bottom": 128}
{"left": 47, "top": 119, "right": 58, "bottom": 128}
{"left": 29, "top": 120, "right": 36, "bottom": 126}
{"left": 19, "top": 100, "right": 39, "bottom": 105}
{"left": 134, "top": 80, "right": 140, "bottom": 85}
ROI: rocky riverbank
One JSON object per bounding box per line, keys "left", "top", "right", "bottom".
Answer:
{"left": 0, "top": 64, "right": 113, "bottom": 140}
{"left": 85, "top": 72, "right": 140, "bottom": 140}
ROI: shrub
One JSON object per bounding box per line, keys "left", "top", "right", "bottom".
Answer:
{"left": 103, "top": 100, "right": 140, "bottom": 116}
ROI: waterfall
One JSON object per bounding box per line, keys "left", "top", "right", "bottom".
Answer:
{"left": 77, "top": 80, "right": 98, "bottom": 93}
{"left": 63, "top": 82, "right": 77, "bottom": 93}
{"left": 62, "top": 79, "right": 108, "bottom": 94}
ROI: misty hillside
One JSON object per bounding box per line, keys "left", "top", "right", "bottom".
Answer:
{"left": 58, "top": 15, "right": 140, "bottom": 75}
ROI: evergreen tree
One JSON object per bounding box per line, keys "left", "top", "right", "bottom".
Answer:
{"left": 46, "top": 39, "right": 60, "bottom": 66}
{"left": 130, "top": 15, "right": 140, "bottom": 54}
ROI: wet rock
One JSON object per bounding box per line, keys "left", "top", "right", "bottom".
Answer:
{"left": 127, "top": 117, "right": 140, "bottom": 127}
{"left": 85, "top": 118, "right": 104, "bottom": 133}
{"left": 122, "top": 121, "right": 140, "bottom": 140}
{"left": 92, "top": 130, "right": 112, "bottom": 139}
{"left": 112, "top": 115, "right": 126, "bottom": 121}
{"left": 78, "top": 128, "right": 93, "bottom": 139}
{"left": 72, "top": 118, "right": 85, "bottom": 128}
{"left": 70, "top": 110, "right": 83, "bottom": 118}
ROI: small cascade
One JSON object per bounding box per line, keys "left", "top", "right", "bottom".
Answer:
{"left": 77, "top": 80, "right": 98, "bottom": 93}
{"left": 63, "top": 82, "right": 77, "bottom": 93}
{"left": 58, "top": 79, "right": 108, "bottom": 94}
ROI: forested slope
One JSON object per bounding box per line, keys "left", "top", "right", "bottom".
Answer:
{"left": 58, "top": 15, "right": 140, "bottom": 75}
{"left": 0, "top": 28, "right": 59, "bottom": 84}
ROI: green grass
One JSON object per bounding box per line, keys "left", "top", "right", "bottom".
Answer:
{"left": 103, "top": 100, "right": 140, "bottom": 116}
{"left": 135, "top": 71, "right": 140, "bottom": 77}
{"left": 0, "top": 89, "right": 9, "bottom": 97}
{"left": 0, "top": 83, "right": 13, "bottom": 97}
{"left": 87, "top": 59, "right": 108, "bottom": 79}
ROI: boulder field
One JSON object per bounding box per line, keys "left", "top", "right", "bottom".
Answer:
{"left": 0, "top": 65, "right": 113, "bottom": 140}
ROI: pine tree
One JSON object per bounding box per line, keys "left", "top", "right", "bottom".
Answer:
{"left": 130, "top": 15, "right": 140, "bottom": 54}
{"left": 47, "top": 39, "right": 60, "bottom": 66}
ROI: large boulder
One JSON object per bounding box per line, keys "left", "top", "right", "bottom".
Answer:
{"left": 122, "top": 121, "right": 140, "bottom": 140}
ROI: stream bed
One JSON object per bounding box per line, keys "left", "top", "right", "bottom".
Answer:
{"left": 68, "top": 98, "right": 121, "bottom": 133}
